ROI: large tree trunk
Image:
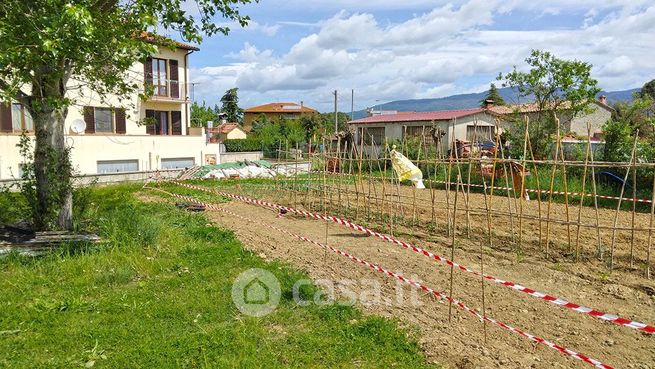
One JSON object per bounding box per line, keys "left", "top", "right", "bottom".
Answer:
{"left": 31, "top": 69, "right": 73, "bottom": 230}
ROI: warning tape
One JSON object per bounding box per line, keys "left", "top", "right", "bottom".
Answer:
{"left": 147, "top": 185, "right": 615, "bottom": 369}
{"left": 315, "top": 171, "right": 654, "bottom": 204}
{"left": 170, "top": 180, "right": 655, "bottom": 335}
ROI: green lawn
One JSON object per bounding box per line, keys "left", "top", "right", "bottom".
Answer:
{"left": 0, "top": 184, "right": 437, "bottom": 369}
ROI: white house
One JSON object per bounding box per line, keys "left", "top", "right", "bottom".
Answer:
{"left": 0, "top": 38, "right": 223, "bottom": 180}
{"left": 349, "top": 108, "right": 497, "bottom": 156}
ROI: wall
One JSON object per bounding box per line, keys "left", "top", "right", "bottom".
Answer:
{"left": 226, "top": 129, "right": 247, "bottom": 140}
{"left": 351, "top": 112, "right": 497, "bottom": 157}
{"left": 0, "top": 134, "right": 222, "bottom": 180}
{"left": 567, "top": 104, "right": 612, "bottom": 136}
{"left": 219, "top": 151, "right": 263, "bottom": 164}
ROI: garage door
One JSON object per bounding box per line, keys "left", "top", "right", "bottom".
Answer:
{"left": 161, "top": 157, "right": 195, "bottom": 170}
{"left": 97, "top": 159, "right": 139, "bottom": 173}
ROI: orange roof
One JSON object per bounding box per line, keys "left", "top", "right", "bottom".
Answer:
{"left": 217, "top": 123, "right": 241, "bottom": 134}
{"left": 244, "top": 102, "right": 318, "bottom": 114}
{"left": 139, "top": 32, "right": 200, "bottom": 51}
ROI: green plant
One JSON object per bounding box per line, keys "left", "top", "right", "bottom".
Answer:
{"left": 223, "top": 138, "right": 262, "bottom": 152}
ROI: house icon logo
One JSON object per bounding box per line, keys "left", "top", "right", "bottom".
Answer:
{"left": 232, "top": 268, "right": 281, "bottom": 317}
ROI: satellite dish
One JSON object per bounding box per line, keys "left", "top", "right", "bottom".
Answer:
{"left": 71, "top": 119, "right": 86, "bottom": 134}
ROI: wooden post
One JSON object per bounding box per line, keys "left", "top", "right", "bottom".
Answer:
{"left": 609, "top": 132, "right": 639, "bottom": 271}
{"left": 448, "top": 174, "right": 461, "bottom": 323}
{"left": 647, "top": 174, "right": 655, "bottom": 279}
{"left": 575, "top": 124, "right": 593, "bottom": 261}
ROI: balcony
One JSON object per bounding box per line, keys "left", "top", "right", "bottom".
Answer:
{"left": 146, "top": 80, "right": 189, "bottom": 103}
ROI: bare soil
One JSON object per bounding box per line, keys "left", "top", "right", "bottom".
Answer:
{"left": 147, "top": 184, "right": 655, "bottom": 369}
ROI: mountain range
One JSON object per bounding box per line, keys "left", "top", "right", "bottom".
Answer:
{"left": 352, "top": 87, "right": 639, "bottom": 119}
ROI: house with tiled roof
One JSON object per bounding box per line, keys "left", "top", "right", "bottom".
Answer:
{"left": 0, "top": 36, "right": 227, "bottom": 178}
{"left": 485, "top": 96, "right": 613, "bottom": 136}
{"left": 207, "top": 122, "right": 247, "bottom": 143}
{"left": 243, "top": 102, "right": 318, "bottom": 131}
{"left": 348, "top": 108, "right": 497, "bottom": 155}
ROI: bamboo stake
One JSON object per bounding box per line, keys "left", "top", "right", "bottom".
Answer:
{"left": 544, "top": 126, "right": 562, "bottom": 259}
{"left": 630, "top": 147, "right": 637, "bottom": 269}
{"left": 556, "top": 122, "right": 573, "bottom": 252}
{"left": 588, "top": 130, "right": 604, "bottom": 259}
{"left": 356, "top": 131, "right": 364, "bottom": 220}
{"left": 647, "top": 173, "right": 655, "bottom": 279}
{"left": 526, "top": 133, "right": 544, "bottom": 250}
{"left": 518, "top": 116, "right": 530, "bottom": 251}
{"left": 495, "top": 122, "right": 517, "bottom": 247}
{"left": 448, "top": 173, "right": 461, "bottom": 323}
{"left": 575, "top": 124, "right": 592, "bottom": 261}
{"left": 336, "top": 137, "right": 342, "bottom": 216}
{"left": 609, "top": 132, "right": 639, "bottom": 272}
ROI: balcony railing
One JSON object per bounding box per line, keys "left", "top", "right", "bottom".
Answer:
{"left": 146, "top": 80, "right": 189, "bottom": 101}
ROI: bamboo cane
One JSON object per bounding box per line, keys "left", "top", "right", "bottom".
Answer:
{"left": 609, "top": 132, "right": 639, "bottom": 272}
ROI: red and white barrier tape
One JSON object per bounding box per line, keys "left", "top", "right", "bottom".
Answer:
{"left": 170, "top": 180, "right": 655, "bottom": 335}
{"left": 148, "top": 185, "right": 615, "bottom": 369}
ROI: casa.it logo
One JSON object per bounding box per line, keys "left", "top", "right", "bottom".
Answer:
{"left": 231, "top": 268, "right": 281, "bottom": 317}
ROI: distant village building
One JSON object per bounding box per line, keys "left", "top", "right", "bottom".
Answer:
{"left": 207, "top": 123, "right": 247, "bottom": 143}
{"left": 347, "top": 96, "right": 613, "bottom": 157}
{"left": 243, "top": 102, "right": 318, "bottom": 131}
{"left": 486, "top": 95, "right": 613, "bottom": 137}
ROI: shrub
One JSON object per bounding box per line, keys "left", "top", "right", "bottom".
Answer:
{"left": 224, "top": 138, "right": 262, "bottom": 152}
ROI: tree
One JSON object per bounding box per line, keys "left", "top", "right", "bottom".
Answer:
{"left": 220, "top": 88, "right": 243, "bottom": 124}
{"left": 0, "top": 0, "right": 252, "bottom": 230}
{"left": 479, "top": 83, "right": 506, "bottom": 107}
{"left": 640, "top": 79, "right": 655, "bottom": 101}
{"left": 498, "top": 50, "right": 600, "bottom": 158}
{"left": 190, "top": 101, "right": 219, "bottom": 127}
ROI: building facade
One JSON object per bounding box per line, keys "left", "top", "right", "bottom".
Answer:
{"left": 349, "top": 108, "right": 497, "bottom": 156}
{"left": 0, "top": 40, "right": 224, "bottom": 180}
{"left": 243, "top": 102, "right": 318, "bottom": 132}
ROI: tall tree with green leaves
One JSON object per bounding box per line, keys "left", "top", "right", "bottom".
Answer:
{"left": 220, "top": 87, "right": 243, "bottom": 124}
{"left": 498, "top": 50, "right": 600, "bottom": 158}
{"left": 0, "top": 0, "right": 253, "bottom": 230}
{"left": 190, "top": 101, "right": 219, "bottom": 127}
{"left": 479, "top": 83, "right": 506, "bottom": 107}
{"left": 639, "top": 79, "right": 655, "bottom": 101}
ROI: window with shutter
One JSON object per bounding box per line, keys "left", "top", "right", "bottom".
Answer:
{"left": 144, "top": 57, "right": 153, "bottom": 87}
{"left": 115, "top": 109, "right": 126, "bottom": 134}
{"left": 84, "top": 106, "right": 95, "bottom": 133}
{"left": 169, "top": 60, "right": 179, "bottom": 98}
{"left": 0, "top": 103, "right": 12, "bottom": 132}
{"left": 145, "top": 110, "right": 155, "bottom": 135}
{"left": 171, "top": 111, "right": 182, "bottom": 135}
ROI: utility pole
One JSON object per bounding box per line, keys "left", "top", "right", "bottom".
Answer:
{"left": 333, "top": 90, "right": 338, "bottom": 134}
{"left": 351, "top": 89, "right": 354, "bottom": 121}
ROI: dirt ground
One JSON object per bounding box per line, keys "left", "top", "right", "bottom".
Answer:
{"left": 149, "top": 184, "right": 655, "bottom": 369}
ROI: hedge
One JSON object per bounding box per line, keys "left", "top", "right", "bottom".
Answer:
{"left": 224, "top": 138, "right": 262, "bottom": 152}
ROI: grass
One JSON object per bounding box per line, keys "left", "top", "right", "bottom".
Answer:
{"left": 0, "top": 184, "right": 438, "bottom": 369}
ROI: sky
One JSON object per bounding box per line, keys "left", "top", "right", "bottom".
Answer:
{"left": 176, "top": 0, "right": 655, "bottom": 112}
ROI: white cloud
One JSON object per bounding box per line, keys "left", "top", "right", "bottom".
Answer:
{"left": 192, "top": 1, "right": 655, "bottom": 111}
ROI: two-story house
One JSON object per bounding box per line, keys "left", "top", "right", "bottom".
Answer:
{"left": 0, "top": 38, "right": 220, "bottom": 179}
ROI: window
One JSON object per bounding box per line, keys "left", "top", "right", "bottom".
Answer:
{"left": 161, "top": 158, "right": 195, "bottom": 169}
{"left": 94, "top": 108, "right": 113, "bottom": 133}
{"left": 97, "top": 159, "right": 139, "bottom": 173}
{"left": 11, "top": 103, "right": 34, "bottom": 131}
{"left": 157, "top": 111, "right": 169, "bottom": 135}
{"left": 152, "top": 58, "right": 168, "bottom": 96}
{"left": 466, "top": 125, "right": 494, "bottom": 142}
{"left": 361, "top": 127, "right": 385, "bottom": 145}
{"left": 404, "top": 126, "right": 434, "bottom": 145}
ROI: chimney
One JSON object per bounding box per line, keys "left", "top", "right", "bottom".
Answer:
{"left": 598, "top": 95, "right": 607, "bottom": 105}
{"left": 300, "top": 101, "right": 304, "bottom": 109}
{"left": 484, "top": 99, "right": 495, "bottom": 109}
